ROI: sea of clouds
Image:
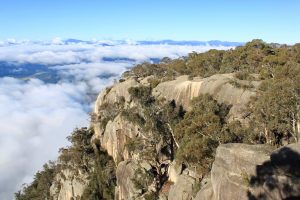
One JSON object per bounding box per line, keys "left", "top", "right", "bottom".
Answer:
{"left": 0, "top": 38, "right": 236, "bottom": 199}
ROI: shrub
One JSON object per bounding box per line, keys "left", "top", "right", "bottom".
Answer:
{"left": 174, "top": 94, "right": 251, "bottom": 175}
{"left": 81, "top": 148, "right": 116, "bottom": 200}
{"left": 229, "top": 79, "right": 254, "bottom": 90}
{"left": 128, "top": 86, "right": 154, "bottom": 106}
{"left": 15, "top": 162, "right": 57, "bottom": 200}
{"left": 132, "top": 168, "right": 155, "bottom": 195}
{"left": 234, "top": 71, "right": 255, "bottom": 80}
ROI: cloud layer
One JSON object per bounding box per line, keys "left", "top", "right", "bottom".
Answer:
{"left": 0, "top": 39, "right": 235, "bottom": 199}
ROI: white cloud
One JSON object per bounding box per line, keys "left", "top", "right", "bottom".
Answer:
{"left": 0, "top": 40, "right": 235, "bottom": 199}
{"left": 51, "top": 37, "right": 64, "bottom": 45}
{"left": 0, "top": 41, "right": 234, "bottom": 65}
{"left": 0, "top": 78, "right": 89, "bottom": 199}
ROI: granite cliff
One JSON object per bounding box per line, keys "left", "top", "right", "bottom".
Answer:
{"left": 16, "top": 40, "right": 300, "bottom": 200}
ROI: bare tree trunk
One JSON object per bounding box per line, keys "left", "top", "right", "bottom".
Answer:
{"left": 296, "top": 111, "right": 300, "bottom": 141}
{"left": 291, "top": 112, "right": 298, "bottom": 142}
{"left": 264, "top": 126, "right": 271, "bottom": 144}
{"left": 167, "top": 123, "right": 179, "bottom": 148}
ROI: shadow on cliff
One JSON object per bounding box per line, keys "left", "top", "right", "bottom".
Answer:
{"left": 247, "top": 146, "right": 300, "bottom": 200}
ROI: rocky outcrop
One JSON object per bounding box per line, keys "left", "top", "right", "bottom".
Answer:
{"left": 165, "top": 162, "right": 200, "bottom": 200}
{"left": 167, "top": 174, "right": 196, "bottom": 200}
{"left": 152, "top": 74, "right": 260, "bottom": 122}
{"left": 195, "top": 144, "right": 274, "bottom": 200}
{"left": 91, "top": 73, "right": 300, "bottom": 200}
{"left": 195, "top": 143, "right": 300, "bottom": 200}
{"left": 100, "top": 114, "right": 141, "bottom": 163}
{"left": 93, "top": 74, "right": 259, "bottom": 163}
{"left": 91, "top": 73, "right": 263, "bottom": 200}
{"left": 41, "top": 71, "right": 300, "bottom": 200}
{"left": 116, "top": 160, "right": 141, "bottom": 200}
{"left": 115, "top": 160, "right": 156, "bottom": 200}
{"left": 248, "top": 143, "right": 300, "bottom": 200}
{"left": 93, "top": 78, "right": 141, "bottom": 142}
{"left": 94, "top": 78, "right": 140, "bottom": 113}
{"left": 49, "top": 169, "right": 88, "bottom": 200}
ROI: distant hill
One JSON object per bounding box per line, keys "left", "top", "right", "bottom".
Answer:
{"left": 137, "top": 40, "right": 244, "bottom": 46}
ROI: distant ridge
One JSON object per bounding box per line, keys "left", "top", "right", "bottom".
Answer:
{"left": 0, "top": 38, "right": 244, "bottom": 47}
{"left": 62, "top": 39, "right": 244, "bottom": 46}
{"left": 137, "top": 40, "right": 244, "bottom": 46}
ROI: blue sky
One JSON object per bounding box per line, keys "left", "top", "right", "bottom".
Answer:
{"left": 0, "top": 0, "right": 299, "bottom": 43}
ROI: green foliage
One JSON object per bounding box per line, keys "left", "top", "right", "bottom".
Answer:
{"left": 59, "top": 127, "right": 94, "bottom": 168}
{"left": 125, "top": 137, "right": 143, "bottom": 153}
{"left": 174, "top": 95, "right": 251, "bottom": 175}
{"left": 160, "top": 58, "right": 188, "bottom": 75}
{"left": 97, "top": 97, "right": 125, "bottom": 129}
{"left": 128, "top": 85, "right": 155, "bottom": 106}
{"left": 228, "top": 79, "right": 254, "bottom": 90}
{"left": 131, "top": 168, "right": 158, "bottom": 199}
{"left": 186, "top": 49, "right": 225, "bottom": 77}
{"left": 176, "top": 136, "right": 218, "bottom": 174}
{"left": 17, "top": 40, "right": 300, "bottom": 199}
{"left": 144, "top": 192, "right": 159, "bottom": 200}
{"left": 16, "top": 127, "right": 117, "bottom": 200}
{"left": 15, "top": 162, "right": 57, "bottom": 200}
{"left": 81, "top": 148, "right": 116, "bottom": 200}
{"left": 16, "top": 128, "right": 95, "bottom": 200}
{"left": 124, "top": 86, "right": 185, "bottom": 192}
{"left": 125, "top": 41, "right": 300, "bottom": 149}
{"left": 127, "top": 40, "right": 299, "bottom": 80}
{"left": 121, "top": 107, "right": 145, "bottom": 127}
{"left": 249, "top": 64, "right": 300, "bottom": 145}
{"left": 131, "top": 62, "right": 176, "bottom": 80}
{"left": 175, "top": 95, "right": 223, "bottom": 142}
{"left": 132, "top": 168, "right": 155, "bottom": 194}
{"left": 192, "top": 179, "right": 202, "bottom": 197}
{"left": 60, "top": 128, "right": 116, "bottom": 199}
{"left": 234, "top": 71, "right": 256, "bottom": 81}
{"left": 148, "top": 77, "right": 161, "bottom": 89}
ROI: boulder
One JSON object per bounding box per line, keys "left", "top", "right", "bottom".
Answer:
{"left": 168, "top": 161, "right": 183, "bottom": 183}
{"left": 248, "top": 142, "right": 300, "bottom": 200}
{"left": 166, "top": 161, "right": 201, "bottom": 200}
{"left": 195, "top": 143, "right": 300, "bottom": 200}
{"left": 195, "top": 143, "right": 274, "bottom": 200}
{"left": 167, "top": 174, "right": 196, "bottom": 200}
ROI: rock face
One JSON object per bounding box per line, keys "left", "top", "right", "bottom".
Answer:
{"left": 248, "top": 143, "right": 300, "bottom": 200}
{"left": 101, "top": 114, "right": 140, "bottom": 163}
{"left": 166, "top": 162, "right": 200, "bottom": 200}
{"left": 94, "top": 78, "right": 140, "bottom": 113}
{"left": 167, "top": 174, "right": 196, "bottom": 200}
{"left": 44, "top": 72, "right": 300, "bottom": 200}
{"left": 91, "top": 74, "right": 262, "bottom": 200}
{"left": 195, "top": 143, "right": 300, "bottom": 200}
{"left": 93, "top": 78, "right": 141, "bottom": 143}
{"left": 94, "top": 74, "right": 259, "bottom": 162}
{"left": 152, "top": 74, "right": 259, "bottom": 122}
{"left": 195, "top": 144, "right": 274, "bottom": 200}
{"left": 116, "top": 161, "right": 141, "bottom": 200}
{"left": 50, "top": 169, "right": 88, "bottom": 200}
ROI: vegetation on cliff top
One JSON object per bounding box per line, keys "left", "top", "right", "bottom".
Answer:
{"left": 128, "top": 39, "right": 300, "bottom": 80}
{"left": 127, "top": 39, "right": 300, "bottom": 146}
{"left": 121, "top": 39, "right": 300, "bottom": 196}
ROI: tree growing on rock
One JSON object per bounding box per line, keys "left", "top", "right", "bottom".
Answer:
{"left": 249, "top": 63, "right": 300, "bottom": 145}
